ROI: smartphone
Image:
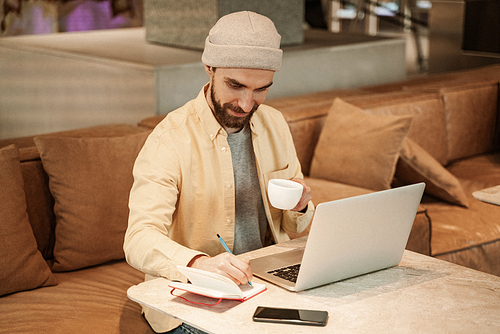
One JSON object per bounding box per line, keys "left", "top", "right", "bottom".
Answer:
{"left": 252, "top": 306, "right": 328, "bottom": 326}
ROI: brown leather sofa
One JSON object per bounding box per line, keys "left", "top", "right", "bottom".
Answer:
{"left": 1, "top": 65, "right": 499, "bottom": 333}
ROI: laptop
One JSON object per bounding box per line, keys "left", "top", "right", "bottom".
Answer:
{"left": 251, "top": 182, "right": 425, "bottom": 292}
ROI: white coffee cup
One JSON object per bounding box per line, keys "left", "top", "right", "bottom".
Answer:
{"left": 267, "top": 179, "right": 303, "bottom": 210}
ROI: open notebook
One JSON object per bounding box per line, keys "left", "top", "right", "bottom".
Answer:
{"left": 169, "top": 266, "right": 266, "bottom": 305}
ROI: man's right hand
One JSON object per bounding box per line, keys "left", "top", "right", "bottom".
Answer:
{"left": 188, "top": 253, "right": 253, "bottom": 286}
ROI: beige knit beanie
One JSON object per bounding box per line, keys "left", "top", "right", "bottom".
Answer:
{"left": 202, "top": 11, "right": 283, "bottom": 71}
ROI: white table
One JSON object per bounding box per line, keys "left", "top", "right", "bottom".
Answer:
{"left": 473, "top": 185, "right": 500, "bottom": 206}
{"left": 127, "top": 237, "right": 500, "bottom": 333}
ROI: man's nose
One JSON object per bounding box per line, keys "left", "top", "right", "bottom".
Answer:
{"left": 238, "top": 91, "right": 254, "bottom": 113}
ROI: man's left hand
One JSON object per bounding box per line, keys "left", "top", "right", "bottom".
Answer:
{"left": 290, "top": 178, "right": 311, "bottom": 212}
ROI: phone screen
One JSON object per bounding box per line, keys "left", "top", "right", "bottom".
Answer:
{"left": 253, "top": 306, "right": 328, "bottom": 326}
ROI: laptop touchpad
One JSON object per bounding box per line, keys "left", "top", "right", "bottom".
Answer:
{"left": 250, "top": 249, "right": 304, "bottom": 272}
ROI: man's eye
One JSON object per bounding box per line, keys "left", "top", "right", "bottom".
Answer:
{"left": 226, "top": 81, "right": 241, "bottom": 89}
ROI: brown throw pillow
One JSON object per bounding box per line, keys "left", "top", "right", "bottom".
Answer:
{"left": 396, "top": 138, "right": 469, "bottom": 207}
{"left": 34, "top": 132, "right": 150, "bottom": 272}
{"left": 0, "top": 145, "right": 57, "bottom": 296}
{"left": 310, "top": 98, "right": 413, "bottom": 191}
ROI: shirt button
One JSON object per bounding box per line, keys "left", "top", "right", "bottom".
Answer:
{"left": 226, "top": 184, "right": 232, "bottom": 189}
{"left": 210, "top": 134, "right": 215, "bottom": 140}
{"left": 221, "top": 147, "right": 227, "bottom": 152}
{"left": 226, "top": 219, "right": 232, "bottom": 225}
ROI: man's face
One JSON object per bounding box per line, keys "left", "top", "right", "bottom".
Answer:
{"left": 206, "top": 67, "right": 274, "bottom": 132}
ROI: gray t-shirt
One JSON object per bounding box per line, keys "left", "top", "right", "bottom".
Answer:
{"left": 227, "top": 126, "right": 268, "bottom": 255}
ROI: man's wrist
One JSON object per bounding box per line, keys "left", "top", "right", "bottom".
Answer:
{"left": 187, "top": 254, "right": 207, "bottom": 268}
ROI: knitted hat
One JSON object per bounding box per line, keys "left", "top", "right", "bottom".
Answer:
{"left": 202, "top": 11, "right": 283, "bottom": 71}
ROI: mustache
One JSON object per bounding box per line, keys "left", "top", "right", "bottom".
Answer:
{"left": 225, "top": 103, "right": 259, "bottom": 115}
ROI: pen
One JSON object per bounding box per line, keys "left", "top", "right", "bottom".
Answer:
{"left": 217, "top": 234, "right": 253, "bottom": 286}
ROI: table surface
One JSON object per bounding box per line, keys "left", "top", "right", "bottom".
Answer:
{"left": 127, "top": 237, "right": 500, "bottom": 333}
{"left": 473, "top": 185, "right": 500, "bottom": 206}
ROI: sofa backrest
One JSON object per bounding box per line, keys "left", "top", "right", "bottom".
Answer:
{"left": 366, "top": 64, "right": 500, "bottom": 162}
{"left": 439, "top": 80, "right": 499, "bottom": 162}
{"left": 268, "top": 65, "right": 500, "bottom": 175}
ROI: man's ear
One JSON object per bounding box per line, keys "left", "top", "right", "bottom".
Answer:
{"left": 205, "top": 65, "right": 214, "bottom": 75}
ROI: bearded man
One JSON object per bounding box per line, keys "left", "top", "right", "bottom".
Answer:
{"left": 124, "top": 11, "right": 314, "bottom": 333}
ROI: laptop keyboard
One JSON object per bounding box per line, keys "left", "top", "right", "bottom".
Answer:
{"left": 267, "top": 264, "right": 301, "bottom": 283}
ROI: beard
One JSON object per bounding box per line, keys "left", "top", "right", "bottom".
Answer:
{"left": 210, "top": 83, "right": 259, "bottom": 130}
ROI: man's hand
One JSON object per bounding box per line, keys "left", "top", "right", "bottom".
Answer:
{"left": 290, "top": 178, "right": 311, "bottom": 212}
{"left": 188, "top": 253, "right": 253, "bottom": 285}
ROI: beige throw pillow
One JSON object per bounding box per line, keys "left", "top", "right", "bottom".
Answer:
{"left": 396, "top": 138, "right": 469, "bottom": 207}
{"left": 34, "top": 132, "right": 150, "bottom": 272}
{"left": 0, "top": 145, "right": 57, "bottom": 296}
{"left": 310, "top": 98, "right": 413, "bottom": 191}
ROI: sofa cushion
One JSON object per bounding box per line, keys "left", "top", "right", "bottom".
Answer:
{"left": 344, "top": 90, "right": 449, "bottom": 165}
{"left": 0, "top": 260, "right": 154, "bottom": 333}
{"left": 34, "top": 131, "right": 150, "bottom": 272}
{"left": 426, "top": 177, "right": 500, "bottom": 276}
{"left": 446, "top": 152, "right": 500, "bottom": 186}
{"left": 310, "top": 98, "right": 413, "bottom": 191}
{"left": 0, "top": 145, "right": 57, "bottom": 297}
{"left": 396, "top": 138, "right": 469, "bottom": 207}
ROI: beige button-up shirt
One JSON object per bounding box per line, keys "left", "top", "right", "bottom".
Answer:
{"left": 124, "top": 85, "right": 314, "bottom": 331}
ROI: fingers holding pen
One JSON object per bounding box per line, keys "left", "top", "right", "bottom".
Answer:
{"left": 221, "top": 253, "right": 253, "bottom": 285}
{"left": 189, "top": 252, "right": 253, "bottom": 285}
